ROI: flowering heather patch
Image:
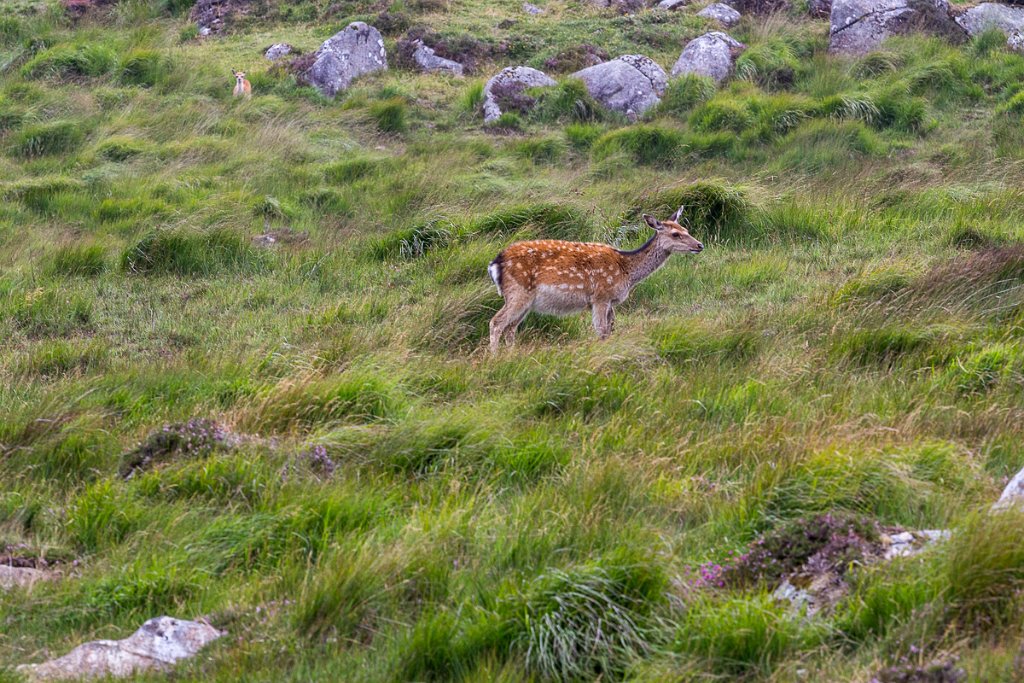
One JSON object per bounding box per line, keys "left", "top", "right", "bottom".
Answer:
{"left": 119, "top": 418, "right": 229, "bottom": 478}
{"left": 694, "top": 513, "right": 882, "bottom": 589}
{"left": 301, "top": 444, "right": 336, "bottom": 478}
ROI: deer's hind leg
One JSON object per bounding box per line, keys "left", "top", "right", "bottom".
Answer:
{"left": 490, "top": 292, "right": 532, "bottom": 353}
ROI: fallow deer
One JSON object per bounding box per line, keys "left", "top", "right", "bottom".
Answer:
{"left": 232, "top": 70, "right": 252, "bottom": 99}
{"left": 488, "top": 207, "right": 703, "bottom": 352}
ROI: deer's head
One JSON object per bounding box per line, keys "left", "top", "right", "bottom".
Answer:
{"left": 643, "top": 207, "right": 704, "bottom": 254}
{"left": 232, "top": 70, "right": 246, "bottom": 82}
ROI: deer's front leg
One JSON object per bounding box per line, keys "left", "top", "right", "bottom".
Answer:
{"left": 591, "top": 302, "right": 613, "bottom": 340}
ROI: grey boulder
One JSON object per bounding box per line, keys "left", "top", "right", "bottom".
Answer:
{"left": 698, "top": 3, "right": 742, "bottom": 26}
{"left": 264, "top": 43, "right": 293, "bottom": 61}
{"left": 482, "top": 66, "right": 557, "bottom": 122}
{"left": 302, "top": 22, "right": 387, "bottom": 98}
{"left": 17, "top": 617, "right": 222, "bottom": 681}
{"left": 671, "top": 31, "right": 746, "bottom": 83}
{"left": 411, "top": 40, "right": 464, "bottom": 76}
{"left": 523, "top": 2, "right": 544, "bottom": 13}
{"left": 955, "top": 2, "right": 1024, "bottom": 50}
{"left": 829, "top": 0, "right": 966, "bottom": 55}
{"left": 572, "top": 55, "right": 668, "bottom": 119}
{"left": 993, "top": 465, "right": 1024, "bottom": 512}
{"left": 658, "top": 0, "right": 690, "bottom": 8}
{"left": 0, "top": 565, "right": 54, "bottom": 591}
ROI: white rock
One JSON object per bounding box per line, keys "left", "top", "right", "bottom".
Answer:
{"left": 412, "top": 40, "right": 464, "bottom": 76}
{"left": 572, "top": 54, "right": 668, "bottom": 119}
{"left": 992, "top": 465, "right": 1024, "bottom": 512}
{"left": 523, "top": 2, "right": 544, "bottom": 13}
{"left": 659, "top": 0, "right": 690, "bottom": 8}
{"left": 829, "top": 0, "right": 965, "bottom": 55}
{"left": 264, "top": 43, "right": 293, "bottom": 61}
{"left": 882, "top": 529, "right": 950, "bottom": 560}
{"left": 955, "top": 3, "right": 1024, "bottom": 51}
{"left": 17, "top": 617, "right": 223, "bottom": 681}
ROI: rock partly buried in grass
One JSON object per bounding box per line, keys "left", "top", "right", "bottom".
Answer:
{"left": 671, "top": 32, "right": 746, "bottom": 84}
{"left": 300, "top": 22, "right": 387, "bottom": 98}
{"left": 523, "top": 1, "right": 544, "bottom": 13}
{"left": 410, "top": 40, "right": 464, "bottom": 76}
{"left": 264, "top": 43, "right": 294, "bottom": 61}
{"left": 873, "top": 658, "right": 966, "bottom": 683}
{"left": 190, "top": 0, "right": 253, "bottom": 36}
{"left": 17, "top": 617, "right": 223, "bottom": 681}
{"left": 572, "top": 55, "right": 668, "bottom": 119}
{"left": 881, "top": 529, "right": 950, "bottom": 559}
{"left": 697, "top": 3, "right": 742, "bottom": 27}
{"left": 658, "top": 0, "right": 690, "bottom": 9}
{"left": 992, "top": 464, "right": 1024, "bottom": 512}
{"left": 119, "top": 418, "right": 230, "bottom": 479}
{"left": 829, "top": 0, "right": 967, "bottom": 56}
{"left": 482, "top": 66, "right": 557, "bottom": 122}
{"left": 591, "top": 0, "right": 647, "bottom": 13}
{"left": 0, "top": 565, "right": 56, "bottom": 591}
{"left": 954, "top": 3, "right": 1024, "bottom": 50}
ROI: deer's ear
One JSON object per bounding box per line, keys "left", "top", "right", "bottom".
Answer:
{"left": 643, "top": 214, "right": 663, "bottom": 231}
{"left": 671, "top": 205, "right": 684, "bottom": 223}
{"left": 231, "top": 69, "right": 238, "bottom": 76}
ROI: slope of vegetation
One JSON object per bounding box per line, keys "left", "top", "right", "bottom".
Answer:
{"left": 2, "top": 0, "right": 1024, "bottom": 680}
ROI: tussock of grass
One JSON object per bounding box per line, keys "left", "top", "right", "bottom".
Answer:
{"left": 121, "top": 228, "right": 269, "bottom": 276}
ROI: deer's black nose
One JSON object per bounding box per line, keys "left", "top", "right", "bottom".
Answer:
{"left": 695, "top": 242, "right": 704, "bottom": 252}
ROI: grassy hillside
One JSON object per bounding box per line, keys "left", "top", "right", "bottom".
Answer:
{"left": 3, "top": 0, "right": 1024, "bottom": 679}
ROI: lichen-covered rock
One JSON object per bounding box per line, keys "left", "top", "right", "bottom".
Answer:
{"left": 17, "top": 617, "right": 223, "bottom": 681}
{"left": 671, "top": 31, "right": 746, "bottom": 84}
{"left": 482, "top": 66, "right": 556, "bottom": 122}
{"left": 411, "top": 40, "right": 464, "bottom": 76}
{"left": 829, "top": 0, "right": 966, "bottom": 55}
{"left": 190, "top": 0, "right": 253, "bottom": 36}
{"left": 955, "top": 2, "right": 1024, "bottom": 50}
{"left": 698, "top": 3, "right": 742, "bottom": 27}
{"left": 572, "top": 54, "right": 668, "bottom": 119}
{"left": 264, "top": 43, "right": 293, "bottom": 61}
{"left": 301, "top": 22, "right": 387, "bottom": 98}
{"left": 523, "top": 2, "right": 544, "bottom": 13}
{"left": 658, "top": 0, "right": 690, "bottom": 8}
{"left": 591, "top": 0, "right": 646, "bottom": 13}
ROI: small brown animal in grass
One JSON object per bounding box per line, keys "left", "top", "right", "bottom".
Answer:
{"left": 488, "top": 207, "right": 703, "bottom": 352}
{"left": 232, "top": 70, "right": 251, "bottom": 98}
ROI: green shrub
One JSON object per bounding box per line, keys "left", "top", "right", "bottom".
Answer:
{"left": 44, "top": 243, "right": 107, "bottom": 277}
{"left": 508, "top": 554, "right": 667, "bottom": 680}
{"left": 471, "top": 203, "right": 593, "bottom": 240}
{"left": 368, "top": 97, "right": 408, "bottom": 133}
{"left": 872, "top": 87, "right": 930, "bottom": 133}
{"left": 324, "top": 157, "right": 389, "bottom": 184}
{"left": 369, "top": 218, "right": 463, "bottom": 260}
{"left": 626, "top": 182, "right": 753, "bottom": 242}
{"left": 119, "top": 49, "right": 170, "bottom": 87}
{"left": 121, "top": 228, "right": 269, "bottom": 276}
{"left": 295, "top": 548, "right": 390, "bottom": 641}
{"left": 652, "top": 320, "right": 760, "bottom": 366}
{"left": 21, "top": 43, "right": 118, "bottom": 79}
{"left": 95, "top": 135, "right": 152, "bottom": 161}
{"left": 512, "top": 135, "right": 565, "bottom": 164}
{"left": 832, "top": 325, "right": 936, "bottom": 367}
{"left": 735, "top": 39, "right": 800, "bottom": 89}
{"left": 774, "top": 120, "right": 884, "bottom": 173}
{"left": 460, "top": 81, "right": 485, "bottom": 113}
{"left": 690, "top": 98, "right": 754, "bottom": 134}
{"left": 591, "top": 125, "right": 685, "bottom": 165}
{"left": 565, "top": 122, "right": 604, "bottom": 150}
{"left": 655, "top": 74, "right": 716, "bottom": 119}
{"left": 67, "top": 480, "right": 141, "bottom": 552}
{"left": 12, "top": 120, "right": 84, "bottom": 157}
{"left": 20, "top": 339, "right": 106, "bottom": 378}
{"left": 532, "top": 78, "right": 601, "bottom": 123}
{"left": 945, "top": 511, "right": 1024, "bottom": 632}
{"left": 675, "top": 594, "right": 824, "bottom": 676}
{"left": 8, "top": 289, "right": 92, "bottom": 337}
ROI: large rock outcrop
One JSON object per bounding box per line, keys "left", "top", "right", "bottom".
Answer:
{"left": 301, "top": 22, "right": 387, "bottom": 98}
{"left": 955, "top": 2, "right": 1024, "bottom": 49}
{"left": 829, "top": 0, "right": 966, "bottom": 55}
{"left": 671, "top": 32, "right": 746, "bottom": 83}
{"left": 190, "top": 0, "right": 253, "bottom": 36}
{"left": 572, "top": 55, "right": 668, "bottom": 119}
{"left": 17, "top": 617, "right": 223, "bottom": 681}
{"left": 482, "top": 66, "right": 557, "bottom": 122}
{"left": 992, "top": 464, "right": 1024, "bottom": 512}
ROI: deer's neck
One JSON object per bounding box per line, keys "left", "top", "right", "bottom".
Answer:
{"left": 619, "top": 235, "right": 671, "bottom": 289}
